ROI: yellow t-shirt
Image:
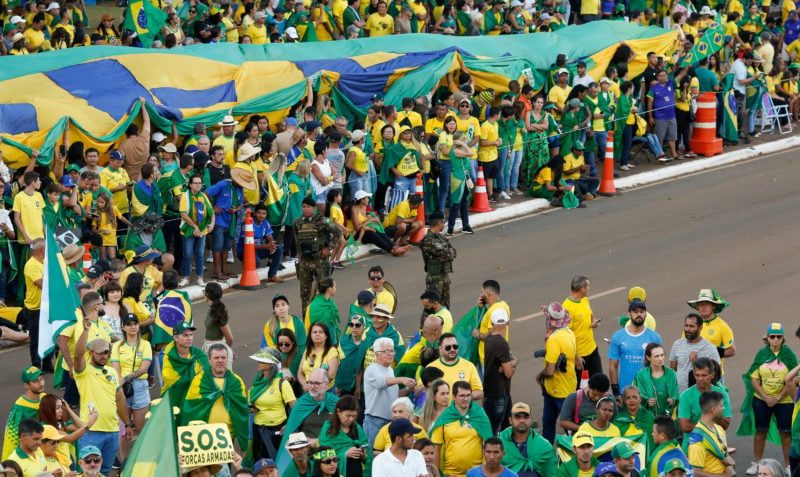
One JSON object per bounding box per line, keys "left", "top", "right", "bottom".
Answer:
{"left": 59, "top": 317, "right": 113, "bottom": 372}
{"left": 111, "top": 338, "right": 153, "bottom": 381}
{"left": 394, "top": 145, "right": 421, "bottom": 176}
{"left": 548, "top": 85, "right": 572, "bottom": 119}
{"left": 535, "top": 167, "right": 552, "bottom": 186}
{"left": 123, "top": 297, "right": 151, "bottom": 325}
{"left": 362, "top": 330, "right": 404, "bottom": 367}
{"left": 74, "top": 363, "right": 121, "bottom": 432}
{"left": 23, "top": 258, "right": 44, "bottom": 310}
{"left": 12, "top": 191, "right": 45, "bottom": 242}
{"left": 100, "top": 167, "right": 131, "bottom": 214}
{"left": 374, "top": 289, "right": 396, "bottom": 315}
{"left": 421, "top": 357, "right": 483, "bottom": 392}
{"left": 543, "top": 327, "right": 577, "bottom": 398}
{"left": 23, "top": 28, "right": 45, "bottom": 51}
{"left": 383, "top": 200, "right": 417, "bottom": 227}
{"left": 371, "top": 119, "right": 388, "bottom": 147}
{"left": 788, "top": 39, "right": 800, "bottom": 59}
{"left": 179, "top": 192, "right": 214, "bottom": 235}
{"left": 562, "top": 152, "right": 583, "bottom": 180}
{"left": 580, "top": 0, "right": 600, "bottom": 15}
{"left": 45, "top": 454, "right": 71, "bottom": 475}
{"left": 349, "top": 146, "right": 369, "bottom": 174}
{"left": 577, "top": 421, "right": 621, "bottom": 439}
{"left": 431, "top": 419, "right": 484, "bottom": 475}
{"left": 252, "top": 378, "right": 296, "bottom": 426}
{"left": 222, "top": 16, "right": 239, "bottom": 42}
{"left": 7, "top": 447, "right": 47, "bottom": 477}
{"left": 119, "top": 265, "right": 163, "bottom": 307}
{"left": 478, "top": 300, "right": 510, "bottom": 363}
{"left": 434, "top": 307, "right": 453, "bottom": 332}
{"left": 687, "top": 421, "right": 728, "bottom": 475}
{"left": 373, "top": 421, "right": 428, "bottom": 451}
{"left": 397, "top": 110, "right": 423, "bottom": 128}
{"left": 478, "top": 120, "right": 499, "bottom": 163}
{"left": 301, "top": 347, "right": 340, "bottom": 388}
{"left": 425, "top": 117, "right": 446, "bottom": 137}
{"left": 247, "top": 23, "right": 269, "bottom": 44}
{"left": 313, "top": 6, "right": 334, "bottom": 41}
{"left": 330, "top": 204, "right": 345, "bottom": 227}
{"left": 564, "top": 296, "right": 596, "bottom": 357}
{"left": 750, "top": 354, "right": 794, "bottom": 403}
{"left": 700, "top": 315, "right": 734, "bottom": 373}
{"left": 209, "top": 377, "right": 233, "bottom": 429}
{"left": 783, "top": 0, "right": 797, "bottom": 22}
{"left": 456, "top": 116, "right": 482, "bottom": 145}
{"left": 97, "top": 206, "right": 123, "bottom": 247}
{"left": 213, "top": 134, "right": 236, "bottom": 168}
{"left": 365, "top": 12, "right": 394, "bottom": 36}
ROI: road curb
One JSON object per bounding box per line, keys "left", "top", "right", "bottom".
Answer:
{"left": 182, "top": 135, "right": 800, "bottom": 301}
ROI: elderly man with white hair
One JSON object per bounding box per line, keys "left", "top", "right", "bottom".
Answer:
{"left": 363, "top": 337, "right": 417, "bottom": 446}
{"left": 371, "top": 397, "right": 429, "bottom": 455}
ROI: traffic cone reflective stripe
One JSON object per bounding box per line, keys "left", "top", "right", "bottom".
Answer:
{"left": 234, "top": 209, "right": 265, "bottom": 290}
{"left": 469, "top": 166, "right": 493, "bottom": 213}
{"left": 579, "top": 370, "right": 589, "bottom": 389}
{"left": 690, "top": 92, "right": 723, "bottom": 157}
{"left": 410, "top": 173, "right": 427, "bottom": 244}
{"left": 598, "top": 130, "right": 616, "bottom": 196}
{"left": 82, "top": 244, "right": 92, "bottom": 274}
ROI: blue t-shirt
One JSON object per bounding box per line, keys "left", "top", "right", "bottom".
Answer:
{"left": 608, "top": 326, "right": 662, "bottom": 390}
{"left": 236, "top": 218, "right": 274, "bottom": 257}
{"left": 205, "top": 179, "right": 243, "bottom": 229}
{"left": 466, "top": 466, "right": 518, "bottom": 477}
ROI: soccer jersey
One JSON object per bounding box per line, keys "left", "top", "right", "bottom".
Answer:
{"left": 75, "top": 363, "right": 121, "bottom": 432}
{"left": 422, "top": 357, "right": 483, "bottom": 393}
{"left": 544, "top": 327, "right": 577, "bottom": 398}
{"left": 608, "top": 325, "right": 663, "bottom": 390}
{"left": 12, "top": 191, "right": 45, "bottom": 242}
{"left": 564, "top": 296, "right": 596, "bottom": 357}
{"left": 431, "top": 420, "right": 484, "bottom": 476}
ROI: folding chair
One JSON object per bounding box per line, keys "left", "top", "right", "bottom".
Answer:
{"left": 759, "top": 93, "right": 793, "bottom": 135}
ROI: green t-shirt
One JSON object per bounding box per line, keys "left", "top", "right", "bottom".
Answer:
{"left": 677, "top": 384, "right": 731, "bottom": 424}
{"left": 695, "top": 67, "right": 719, "bottom": 93}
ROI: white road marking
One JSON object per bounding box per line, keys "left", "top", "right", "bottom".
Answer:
{"left": 513, "top": 286, "right": 627, "bottom": 322}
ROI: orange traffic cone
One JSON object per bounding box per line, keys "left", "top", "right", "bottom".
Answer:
{"left": 598, "top": 130, "right": 616, "bottom": 197}
{"left": 234, "top": 209, "right": 265, "bottom": 290}
{"left": 410, "top": 173, "right": 427, "bottom": 244}
{"left": 470, "top": 166, "right": 493, "bottom": 213}
{"left": 82, "top": 244, "right": 92, "bottom": 274}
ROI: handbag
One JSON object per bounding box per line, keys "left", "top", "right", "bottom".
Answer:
{"left": 122, "top": 341, "right": 139, "bottom": 398}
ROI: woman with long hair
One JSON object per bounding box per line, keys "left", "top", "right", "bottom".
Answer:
{"left": 435, "top": 115, "right": 457, "bottom": 213}
{"left": 263, "top": 294, "right": 307, "bottom": 372}
{"left": 202, "top": 282, "right": 234, "bottom": 368}
{"left": 111, "top": 316, "right": 152, "bottom": 460}
{"left": 102, "top": 280, "right": 128, "bottom": 342}
{"left": 418, "top": 379, "right": 450, "bottom": 431}
{"left": 38, "top": 394, "right": 98, "bottom": 466}
{"left": 122, "top": 272, "right": 154, "bottom": 333}
{"left": 523, "top": 94, "right": 553, "bottom": 185}
{"left": 249, "top": 347, "right": 297, "bottom": 460}
{"left": 446, "top": 131, "right": 476, "bottom": 235}
{"left": 95, "top": 14, "right": 121, "bottom": 43}
{"left": 740, "top": 323, "right": 797, "bottom": 475}
{"left": 528, "top": 154, "right": 578, "bottom": 207}
{"left": 311, "top": 446, "right": 343, "bottom": 477}
{"left": 316, "top": 95, "right": 337, "bottom": 130}
{"left": 325, "top": 189, "right": 348, "bottom": 268}
{"left": 299, "top": 323, "right": 340, "bottom": 390}
{"left": 350, "top": 191, "right": 408, "bottom": 256}
{"left": 615, "top": 80, "right": 637, "bottom": 171}
{"left": 94, "top": 191, "right": 129, "bottom": 259}
{"left": 633, "top": 343, "right": 679, "bottom": 417}
{"left": 319, "top": 395, "right": 370, "bottom": 477}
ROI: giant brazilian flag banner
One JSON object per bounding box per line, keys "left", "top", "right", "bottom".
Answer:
{"left": 0, "top": 22, "right": 676, "bottom": 167}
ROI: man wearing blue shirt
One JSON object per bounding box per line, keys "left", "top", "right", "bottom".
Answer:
{"left": 785, "top": 10, "right": 800, "bottom": 46}
{"left": 466, "top": 437, "right": 519, "bottom": 477}
{"left": 236, "top": 204, "right": 283, "bottom": 283}
{"left": 205, "top": 178, "right": 243, "bottom": 280}
{"left": 608, "top": 299, "right": 662, "bottom": 395}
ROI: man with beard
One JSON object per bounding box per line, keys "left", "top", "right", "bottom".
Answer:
{"left": 498, "top": 402, "right": 557, "bottom": 476}
{"left": 608, "top": 299, "right": 662, "bottom": 395}
{"left": 669, "top": 314, "right": 719, "bottom": 393}
{"left": 1, "top": 367, "right": 45, "bottom": 461}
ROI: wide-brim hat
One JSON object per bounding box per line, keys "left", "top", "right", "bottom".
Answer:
{"left": 218, "top": 114, "right": 239, "bottom": 127}
{"left": 131, "top": 245, "right": 161, "bottom": 264}
{"left": 230, "top": 167, "right": 258, "bottom": 191}
{"left": 237, "top": 142, "right": 261, "bottom": 161}
{"left": 181, "top": 464, "right": 222, "bottom": 476}
{"left": 370, "top": 303, "right": 394, "bottom": 319}
{"left": 687, "top": 288, "right": 729, "bottom": 314}
{"left": 699, "top": 5, "right": 713, "bottom": 14}
{"left": 61, "top": 244, "right": 83, "bottom": 265}
{"left": 249, "top": 348, "right": 281, "bottom": 365}
{"left": 285, "top": 431, "right": 311, "bottom": 449}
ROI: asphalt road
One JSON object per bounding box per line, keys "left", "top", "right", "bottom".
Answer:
{"left": 2, "top": 148, "right": 799, "bottom": 468}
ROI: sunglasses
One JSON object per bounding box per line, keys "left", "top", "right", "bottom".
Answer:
{"left": 278, "top": 342, "right": 293, "bottom": 348}
{"left": 513, "top": 412, "right": 530, "bottom": 418}
{"left": 768, "top": 335, "right": 783, "bottom": 339}
{"left": 84, "top": 457, "right": 101, "bottom": 464}
{"left": 369, "top": 276, "right": 383, "bottom": 280}
{"left": 96, "top": 350, "right": 110, "bottom": 355}
{"left": 350, "top": 322, "right": 363, "bottom": 328}
{"left": 321, "top": 458, "right": 339, "bottom": 464}
{"left": 444, "top": 344, "right": 459, "bottom": 351}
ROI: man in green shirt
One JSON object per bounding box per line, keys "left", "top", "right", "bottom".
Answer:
{"left": 677, "top": 357, "right": 731, "bottom": 433}
{"left": 694, "top": 57, "right": 720, "bottom": 93}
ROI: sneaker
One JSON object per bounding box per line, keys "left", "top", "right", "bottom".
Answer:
{"left": 620, "top": 165, "right": 631, "bottom": 171}
{"left": 462, "top": 227, "right": 474, "bottom": 234}
{"left": 786, "top": 465, "right": 791, "bottom": 477}
{"left": 499, "top": 191, "right": 511, "bottom": 200}
{"left": 332, "top": 261, "right": 344, "bottom": 269}
{"left": 178, "top": 277, "right": 190, "bottom": 287}
{"left": 205, "top": 255, "right": 213, "bottom": 263}
{"left": 746, "top": 461, "right": 758, "bottom": 475}
{"left": 446, "top": 230, "right": 454, "bottom": 237}
{"left": 658, "top": 157, "right": 673, "bottom": 164}
{"left": 684, "top": 152, "right": 697, "bottom": 158}
{"left": 627, "top": 163, "right": 637, "bottom": 168}
{"left": 227, "top": 250, "right": 235, "bottom": 264}
{"left": 196, "top": 277, "right": 205, "bottom": 287}
{"left": 584, "top": 193, "right": 595, "bottom": 201}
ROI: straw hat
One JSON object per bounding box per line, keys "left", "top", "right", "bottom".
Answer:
{"left": 237, "top": 142, "right": 261, "bottom": 162}
{"left": 218, "top": 114, "right": 239, "bottom": 127}
{"left": 61, "top": 244, "right": 83, "bottom": 265}
{"left": 230, "top": 167, "right": 258, "bottom": 191}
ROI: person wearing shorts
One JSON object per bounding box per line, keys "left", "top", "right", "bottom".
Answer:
{"left": 647, "top": 69, "right": 680, "bottom": 162}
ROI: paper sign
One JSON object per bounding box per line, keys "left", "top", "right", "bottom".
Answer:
{"left": 177, "top": 423, "right": 235, "bottom": 467}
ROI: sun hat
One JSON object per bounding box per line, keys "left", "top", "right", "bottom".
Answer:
{"left": 291, "top": 128, "right": 307, "bottom": 144}
{"left": 249, "top": 348, "right": 281, "bottom": 365}
{"left": 61, "top": 244, "right": 83, "bottom": 265}
{"left": 230, "top": 167, "right": 258, "bottom": 191}
{"left": 370, "top": 303, "right": 394, "bottom": 319}
{"left": 285, "top": 432, "right": 311, "bottom": 449}
{"left": 543, "top": 302, "right": 570, "bottom": 328}
{"left": 218, "top": 114, "right": 239, "bottom": 127}
{"left": 236, "top": 142, "right": 261, "bottom": 161}
{"left": 130, "top": 245, "right": 161, "bottom": 264}
{"left": 687, "top": 288, "right": 729, "bottom": 314}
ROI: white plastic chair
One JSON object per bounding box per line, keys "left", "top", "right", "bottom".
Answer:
{"left": 759, "top": 93, "right": 792, "bottom": 135}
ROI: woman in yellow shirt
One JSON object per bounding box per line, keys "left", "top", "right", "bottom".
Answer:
{"left": 121, "top": 273, "right": 155, "bottom": 330}
{"left": 345, "top": 130, "right": 370, "bottom": 196}
{"left": 249, "top": 348, "right": 297, "bottom": 460}
{"left": 298, "top": 322, "right": 340, "bottom": 390}
{"left": 576, "top": 397, "right": 621, "bottom": 439}
{"left": 325, "top": 189, "right": 348, "bottom": 268}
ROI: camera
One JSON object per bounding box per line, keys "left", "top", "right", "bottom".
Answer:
{"left": 533, "top": 349, "right": 546, "bottom": 358}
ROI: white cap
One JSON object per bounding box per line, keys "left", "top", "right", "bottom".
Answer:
{"left": 9, "top": 15, "right": 25, "bottom": 24}
{"left": 491, "top": 309, "right": 510, "bottom": 326}
{"left": 599, "top": 76, "right": 612, "bottom": 84}
{"left": 151, "top": 132, "right": 166, "bottom": 142}
{"left": 510, "top": 0, "right": 522, "bottom": 6}
{"left": 350, "top": 130, "right": 366, "bottom": 142}
{"left": 285, "top": 26, "right": 299, "bottom": 39}
{"left": 254, "top": 11, "right": 267, "bottom": 19}
{"left": 557, "top": 68, "right": 569, "bottom": 75}
{"left": 539, "top": 12, "right": 551, "bottom": 19}
{"left": 46, "top": 2, "right": 60, "bottom": 11}
{"left": 354, "top": 190, "right": 372, "bottom": 201}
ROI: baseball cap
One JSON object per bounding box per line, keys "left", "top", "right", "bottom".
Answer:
{"left": 490, "top": 309, "right": 510, "bottom": 325}
{"left": 611, "top": 440, "right": 638, "bottom": 459}
{"left": 767, "top": 322, "right": 785, "bottom": 335}
{"left": 272, "top": 294, "right": 290, "bottom": 308}
{"left": 109, "top": 150, "right": 125, "bottom": 161}
{"left": 253, "top": 458, "right": 276, "bottom": 472}
{"left": 284, "top": 117, "right": 298, "bottom": 127}
{"left": 357, "top": 290, "right": 375, "bottom": 305}
{"left": 285, "top": 432, "right": 310, "bottom": 449}
{"left": 41, "top": 425, "right": 64, "bottom": 442}
{"left": 572, "top": 431, "right": 594, "bottom": 448}
{"left": 86, "top": 259, "right": 110, "bottom": 279}
{"left": 46, "top": 2, "right": 60, "bottom": 11}
{"left": 151, "top": 131, "right": 166, "bottom": 143}
{"left": 571, "top": 140, "right": 585, "bottom": 151}
{"left": 350, "top": 130, "right": 366, "bottom": 142}
{"left": 122, "top": 314, "right": 140, "bottom": 326}
{"left": 9, "top": 15, "right": 25, "bottom": 24}
{"left": 372, "top": 93, "right": 385, "bottom": 101}
{"left": 173, "top": 322, "right": 197, "bottom": 335}
{"left": 87, "top": 338, "right": 111, "bottom": 353}
{"left": 388, "top": 418, "right": 416, "bottom": 439}
{"left": 595, "top": 462, "right": 622, "bottom": 476}
{"left": 628, "top": 298, "right": 646, "bottom": 311}
{"left": 21, "top": 366, "right": 42, "bottom": 383}
{"left": 254, "top": 11, "right": 267, "bottom": 19}
{"left": 539, "top": 12, "right": 552, "bottom": 20}
{"left": 599, "top": 76, "right": 613, "bottom": 84}
{"left": 79, "top": 445, "right": 102, "bottom": 459}
{"left": 158, "top": 143, "right": 178, "bottom": 154}
{"left": 664, "top": 458, "right": 688, "bottom": 473}
{"left": 60, "top": 175, "right": 76, "bottom": 188}
{"left": 354, "top": 190, "right": 372, "bottom": 201}
{"left": 301, "top": 120, "right": 321, "bottom": 132}
{"left": 511, "top": 402, "right": 531, "bottom": 415}
{"left": 557, "top": 68, "right": 569, "bottom": 75}
{"left": 285, "top": 26, "right": 299, "bottom": 39}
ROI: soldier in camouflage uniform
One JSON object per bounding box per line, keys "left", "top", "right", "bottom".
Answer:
{"left": 419, "top": 211, "right": 456, "bottom": 308}
{"left": 294, "top": 197, "right": 341, "bottom": 315}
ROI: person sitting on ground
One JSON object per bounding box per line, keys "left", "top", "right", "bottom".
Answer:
{"left": 382, "top": 193, "right": 424, "bottom": 245}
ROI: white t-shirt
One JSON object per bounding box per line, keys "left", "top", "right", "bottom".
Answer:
{"left": 731, "top": 59, "right": 748, "bottom": 95}
{"left": 573, "top": 74, "right": 595, "bottom": 88}
{"left": 310, "top": 159, "right": 333, "bottom": 197}
{"left": 372, "top": 448, "right": 429, "bottom": 477}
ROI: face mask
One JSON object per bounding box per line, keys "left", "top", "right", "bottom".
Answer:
{"left": 423, "top": 307, "right": 437, "bottom": 315}
{"left": 97, "top": 309, "right": 106, "bottom": 317}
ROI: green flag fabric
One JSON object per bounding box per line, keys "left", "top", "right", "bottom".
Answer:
{"left": 499, "top": 426, "right": 557, "bottom": 476}
{"left": 430, "top": 401, "right": 493, "bottom": 440}
{"left": 121, "top": 394, "right": 180, "bottom": 477}
{"left": 680, "top": 20, "right": 725, "bottom": 67}
{"left": 123, "top": 0, "right": 168, "bottom": 48}
{"left": 453, "top": 306, "right": 484, "bottom": 366}
{"left": 181, "top": 369, "right": 250, "bottom": 449}
{"left": 277, "top": 393, "right": 340, "bottom": 474}
{"left": 318, "top": 420, "right": 372, "bottom": 477}
{"left": 37, "top": 225, "right": 81, "bottom": 359}
{"left": 305, "top": 294, "right": 342, "bottom": 345}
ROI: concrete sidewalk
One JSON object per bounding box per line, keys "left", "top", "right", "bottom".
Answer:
{"left": 181, "top": 134, "right": 800, "bottom": 301}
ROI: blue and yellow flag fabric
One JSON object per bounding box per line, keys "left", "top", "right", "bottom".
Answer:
{"left": 680, "top": 20, "right": 725, "bottom": 67}
{"left": 153, "top": 289, "right": 192, "bottom": 346}
{"left": 0, "top": 22, "right": 677, "bottom": 167}
{"left": 123, "top": 0, "right": 168, "bottom": 48}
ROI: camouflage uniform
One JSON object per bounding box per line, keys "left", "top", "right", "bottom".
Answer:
{"left": 419, "top": 229, "right": 456, "bottom": 308}
{"left": 294, "top": 214, "right": 340, "bottom": 314}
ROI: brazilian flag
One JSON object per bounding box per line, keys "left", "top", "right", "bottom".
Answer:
{"left": 123, "top": 0, "right": 168, "bottom": 48}
{"left": 720, "top": 74, "right": 738, "bottom": 142}
{"left": 121, "top": 395, "right": 179, "bottom": 477}
{"left": 680, "top": 21, "right": 725, "bottom": 67}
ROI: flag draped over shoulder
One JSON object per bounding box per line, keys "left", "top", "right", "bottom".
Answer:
{"left": 499, "top": 426, "right": 557, "bottom": 476}
{"left": 38, "top": 225, "right": 81, "bottom": 360}
{"left": 430, "top": 401, "right": 493, "bottom": 440}
{"left": 161, "top": 342, "right": 209, "bottom": 404}
{"left": 265, "top": 173, "right": 289, "bottom": 226}
{"left": 123, "top": 0, "right": 168, "bottom": 48}
{"left": 121, "top": 395, "right": 179, "bottom": 477}
{"left": 737, "top": 344, "right": 798, "bottom": 444}
{"left": 556, "top": 435, "right": 647, "bottom": 469}
{"left": 305, "top": 294, "right": 341, "bottom": 345}
{"left": 680, "top": 20, "right": 725, "bottom": 67}
{"left": 453, "top": 306, "right": 484, "bottom": 366}
{"left": 153, "top": 290, "right": 192, "bottom": 346}
{"left": 720, "top": 74, "right": 738, "bottom": 142}
{"left": 277, "top": 393, "right": 340, "bottom": 474}
{"left": 644, "top": 440, "right": 690, "bottom": 477}
{"left": 318, "top": 420, "right": 372, "bottom": 477}
{"left": 181, "top": 369, "right": 249, "bottom": 448}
